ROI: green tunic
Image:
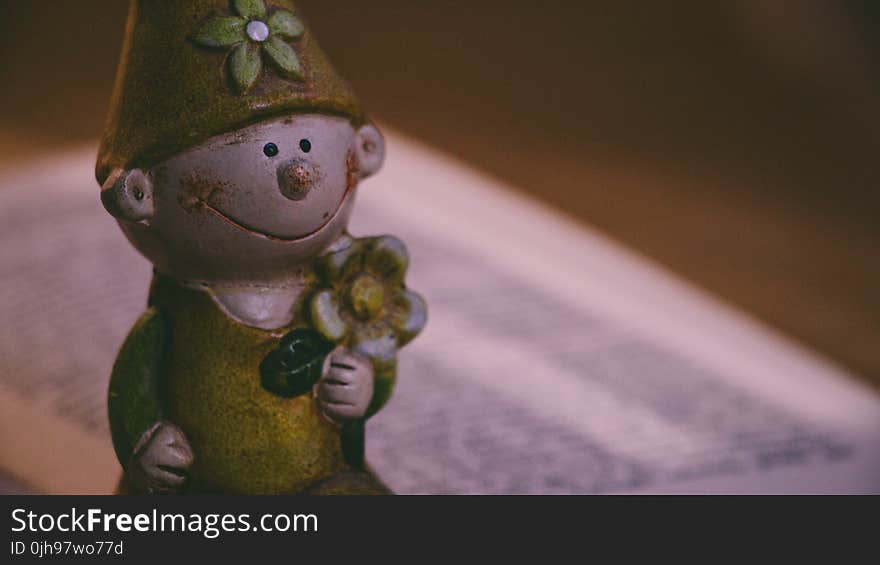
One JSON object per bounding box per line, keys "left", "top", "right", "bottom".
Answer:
{"left": 157, "top": 275, "right": 348, "bottom": 494}
{"left": 110, "top": 275, "right": 350, "bottom": 494}
{"left": 108, "top": 235, "right": 424, "bottom": 494}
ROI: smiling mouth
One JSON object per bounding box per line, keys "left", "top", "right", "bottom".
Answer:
{"left": 201, "top": 192, "right": 349, "bottom": 243}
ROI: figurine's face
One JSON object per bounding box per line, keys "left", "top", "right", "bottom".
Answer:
{"left": 101, "top": 114, "right": 385, "bottom": 283}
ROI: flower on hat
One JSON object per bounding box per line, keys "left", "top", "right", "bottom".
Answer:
{"left": 309, "top": 235, "right": 427, "bottom": 374}
{"left": 193, "top": 0, "right": 305, "bottom": 94}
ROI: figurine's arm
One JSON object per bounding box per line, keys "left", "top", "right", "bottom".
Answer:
{"left": 366, "top": 363, "right": 396, "bottom": 418}
{"left": 108, "top": 308, "right": 192, "bottom": 493}
{"left": 315, "top": 348, "right": 396, "bottom": 469}
{"left": 108, "top": 307, "right": 167, "bottom": 463}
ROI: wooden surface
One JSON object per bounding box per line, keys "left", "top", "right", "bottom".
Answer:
{"left": 0, "top": 1, "right": 878, "bottom": 383}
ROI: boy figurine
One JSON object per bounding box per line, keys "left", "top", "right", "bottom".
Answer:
{"left": 97, "top": 0, "right": 426, "bottom": 494}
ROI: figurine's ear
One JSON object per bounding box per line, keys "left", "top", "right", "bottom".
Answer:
{"left": 101, "top": 168, "right": 155, "bottom": 223}
{"left": 354, "top": 124, "right": 386, "bottom": 179}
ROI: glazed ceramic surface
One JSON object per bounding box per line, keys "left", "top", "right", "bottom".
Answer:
{"left": 99, "top": 0, "right": 426, "bottom": 495}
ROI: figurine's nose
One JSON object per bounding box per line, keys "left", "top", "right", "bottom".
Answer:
{"left": 278, "top": 160, "right": 317, "bottom": 201}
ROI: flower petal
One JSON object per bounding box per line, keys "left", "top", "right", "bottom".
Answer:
{"left": 262, "top": 36, "right": 303, "bottom": 79}
{"left": 193, "top": 15, "right": 246, "bottom": 47}
{"left": 228, "top": 42, "right": 262, "bottom": 95}
{"left": 364, "top": 236, "right": 409, "bottom": 287}
{"left": 310, "top": 290, "right": 349, "bottom": 343}
{"left": 350, "top": 321, "right": 397, "bottom": 366}
{"left": 268, "top": 10, "right": 305, "bottom": 40}
{"left": 233, "top": 0, "right": 266, "bottom": 20}
{"left": 388, "top": 290, "right": 427, "bottom": 346}
{"left": 315, "top": 236, "right": 366, "bottom": 283}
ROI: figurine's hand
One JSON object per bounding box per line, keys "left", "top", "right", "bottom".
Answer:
{"left": 126, "top": 422, "right": 193, "bottom": 495}
{"left": 316, "top": 347, "right": 374, "bottom": 423}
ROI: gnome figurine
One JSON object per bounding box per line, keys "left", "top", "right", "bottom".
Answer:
{"left": 97, "top": 0, "right": 426, "bottom": 494}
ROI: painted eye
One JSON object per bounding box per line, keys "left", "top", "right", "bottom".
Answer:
{"left": 263, "top": 143, "right": 279, "bottom": 157}
{"left": 299, "top": 139, "right": 312, "bottom": 153}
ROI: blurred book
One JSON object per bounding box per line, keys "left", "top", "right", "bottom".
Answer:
{"left": 1, "top": 130, "right": 878, "bottom": 494}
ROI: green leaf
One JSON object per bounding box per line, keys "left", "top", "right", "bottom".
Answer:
{"left": 268, "top": 10, "right": 305, "bottom": 40}
{"left": 310, "top": 290, "right": 349, "bottom": 342}
{"left": 228, "top": 42, "right": 262, "bottom": 95}
{"left": 192, "top": 15, "right": 247, "bottom": 47}
{"left": 262, "top": 36, "right": 303, "bottom": 79}
{"left": 233, "top": 0, "right": 266, "bottom": 20}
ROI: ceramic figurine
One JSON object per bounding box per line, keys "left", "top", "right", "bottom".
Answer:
{"left": 97, "top": 0, "right": 426, "bottom": 494}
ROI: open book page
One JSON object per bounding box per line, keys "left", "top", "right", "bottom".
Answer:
{"left": 1, "top": 131, "right": 878, "bottom": 494}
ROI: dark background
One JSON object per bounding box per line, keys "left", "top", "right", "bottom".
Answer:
{"left": 1, "top": 1, "right": 878, "bottom": 383}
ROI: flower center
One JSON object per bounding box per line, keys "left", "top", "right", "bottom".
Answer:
{"left": 348, "top": 275, "right": 384, "bottom": 321}
{"left": 246, "top": 20, "right": 270, "bottom": 42}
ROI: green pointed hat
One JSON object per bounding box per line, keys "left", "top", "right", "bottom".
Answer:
{"left": 97, "top": 0, "right": 364, "bottom": 183}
